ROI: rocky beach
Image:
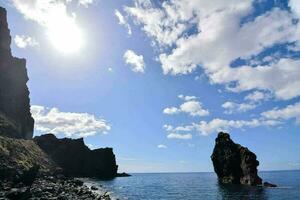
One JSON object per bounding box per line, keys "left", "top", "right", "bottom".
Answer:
{"left": 0, "top": 175, "right": 111, "bottom": 200}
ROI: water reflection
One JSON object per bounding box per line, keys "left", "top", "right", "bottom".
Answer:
{"left": 218, "top": 183, "right": 268, "bottom": 200}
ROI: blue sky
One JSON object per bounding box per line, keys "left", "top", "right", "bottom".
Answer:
{"left": 1, "top": 0, "right": 300, "bottom": 173}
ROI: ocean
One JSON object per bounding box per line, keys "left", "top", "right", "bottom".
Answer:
{"left": 85, "top": 170, "right": 300, "bottom": 200}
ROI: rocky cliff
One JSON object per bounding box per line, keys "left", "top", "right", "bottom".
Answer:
{"left": 0, "top": 7, "right": 34, "bottom": 139}
{"left": 34, "top": 134, "right": 118, "bottom": 179}
{"left": 211, "top": 132, "right": 262, "bottom": 186}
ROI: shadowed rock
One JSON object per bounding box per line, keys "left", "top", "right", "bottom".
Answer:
{"left": 211, "top": 132, "right": 262, "bottom": 186}
{"left": 0, "top": 7, "right": 34, "bottom": 139}
{"left": 34, "top": 134, "right": 118, "bottom": 179}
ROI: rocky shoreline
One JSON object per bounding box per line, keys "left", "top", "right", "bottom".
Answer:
{"left": 0, "top": 174, "right": 112, "bottom": 200}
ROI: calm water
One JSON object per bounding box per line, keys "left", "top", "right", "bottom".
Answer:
{"left": 85, "top": 171, "right": 300, "bottom": 200}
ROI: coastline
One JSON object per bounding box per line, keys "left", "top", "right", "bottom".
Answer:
{"left": 0, "top": 174, "right": 112, "bottom": 200}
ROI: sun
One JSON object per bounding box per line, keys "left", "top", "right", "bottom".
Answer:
{"left": 46, "top": 14, "right": 84, "bottom": 54}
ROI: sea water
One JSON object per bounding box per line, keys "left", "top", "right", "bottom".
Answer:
{"left": 86, "top": 170, "right": 300, "bottom": 200}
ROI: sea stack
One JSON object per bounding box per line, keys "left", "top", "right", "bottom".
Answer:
{"left": 211, "top": 132, "right": 262, "bottom": 186}
{"left": 0, "top": 7, "right": 34, "bottom": 139}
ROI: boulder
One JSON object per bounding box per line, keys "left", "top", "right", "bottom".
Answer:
{"left": 17, "top": 165, "right": 40, "bottom": 186}
{"left": 91, "top": 186, "right": 98, "bottom": 191}
{"left": 0, "top": 7, "right": 34, "bottom": 139}
{"left": 117, "top": 172, "right": 131, "bottom": 177}
{"left": 211, "top": 132, "right": 262, "bottom": 186}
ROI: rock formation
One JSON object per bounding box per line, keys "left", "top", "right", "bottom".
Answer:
{"left": 34, "top": 134, "right": 118, "bottom": 179}
{"left": 0, "top": 7, "right": 34, "bottom": 139}
{"left": 211, "top": 132, "right": 262, "bottom": 186}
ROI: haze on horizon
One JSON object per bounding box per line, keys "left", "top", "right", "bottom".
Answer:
{"left": 1, "top": 0, "right": 300, "bottom": 173}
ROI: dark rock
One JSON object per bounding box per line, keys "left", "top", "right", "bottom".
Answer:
{"left": 0, "top": 7, "right": 34, "bottom": 139}
{"left": 211, "top": 132, "right": 262, "bottom": 186}
{"left": 34, "top": 134, "right": 118, "bottom": 179}
{"left": 17, "top": 165, "right": 40, "bottom": 186}
{"left": 5, "top": 187, "right": 31, "bottom": 200}
{"left": 91, "top": 186, "right": 98, "bottom": 191}
{"left": 263, "top": 182, "right": 277, "bottom": 187}
{"left": 117, "top": 172, "right": 131, "bottom": 177}
{"left": 73, "top": 179, "right": 84, "bottom": 187}
{"left": 100, "top": 192, "right": 112, "bottom": 200}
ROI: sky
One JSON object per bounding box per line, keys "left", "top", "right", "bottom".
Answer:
{"left": 0, "top": 0, "right": 300, "bottom": 173}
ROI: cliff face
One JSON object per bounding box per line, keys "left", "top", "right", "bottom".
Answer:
{"left": 0, "top": 7, "right": 34, "bottom": 139}
{"left": 34, "top": 134, "right": 118, "bottom": 179}
{"left": 211, "top": 132, "right": 262, "bottom": 186}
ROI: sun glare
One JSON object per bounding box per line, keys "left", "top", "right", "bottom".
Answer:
{"left": 46, "top": 12, "right": 84, "bottom": 54}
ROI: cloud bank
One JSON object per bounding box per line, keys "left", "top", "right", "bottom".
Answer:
{"left": 126, "top": 0, "right": 300, "bottom": 101}
{"left": 31, "top": 105, "right": 111, "bottom": 138}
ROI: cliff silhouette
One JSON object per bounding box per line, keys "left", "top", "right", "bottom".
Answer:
{"left": 0, "top": 7, "right": 34, "bottom": 139}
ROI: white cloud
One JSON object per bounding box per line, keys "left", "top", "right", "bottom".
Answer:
{"left": 245, "top": 91, "right": 272, "bottom": 102}
{"left": 222, "top": 101, "right": 256, "bottom": 114}
{"left": 167, "top": 133, "right": 192, "bottom": 140}
{"left": 261, "top": 102, "right": 300, "bottom": 124}
{"left": 31, "top": 105, "right": 111, "bottom": 138}
{"left": 178, "top": 95, "right": 197, "bottom": 101}
{"left": 165, "top": 102, "right": 300, "bottom": 136}
{"left": 127, "top": 0, "right": 300, "bottom": 100}
{"left": 173, "top": 125, "right": 195, "bottom": 132}
{"left": 124, "top": 0, "right": 187, "bottom": 46}
{"left": 163, "top": 101, "right": 300, "bottom": 138}
{"left": 163, "top": 124, "right": 174, "bottom": 132}
{"left": 78, "top": 0, "right": 94, "bottom": 7}
{"left": 157, "top": 144, "right": 167, "bottom": 149}
{"left": 115, "top": 9, "right": 132, "bottom": 35}
{"left": 180, "top": 100, "right": 209, "bottom": 117}
{"left": 163, "top": 95, "right": 209, "bottom": 117}
{"left": 14, "top": 35, "right": 38, "bottom": 48}
{"left": 164, "top": 117, "right": 280, "bottom": 136}
{"left": 163, "top": 124, "right": 195, "bottom": 136}
{"left": 123, "top": 50, "right": 146, "bottom": 73}
{"left": 289, "top": 0, "right": 300, "bottom": 17}
{"left": 194, "top": 118, "right": 280, "bottom": 136}
{"left": 163, "top": 107, "right": 180, "bottom": 115}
